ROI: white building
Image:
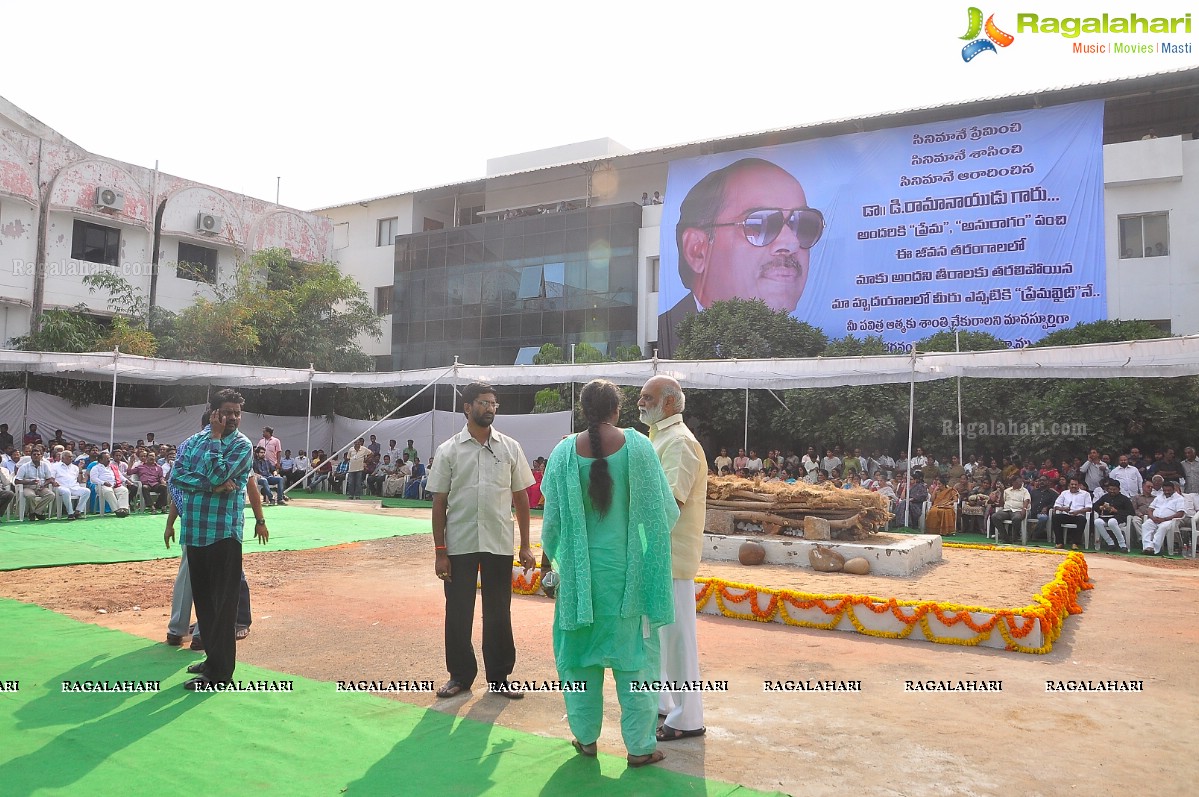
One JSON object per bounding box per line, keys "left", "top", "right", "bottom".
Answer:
{"left": 0, "top": 96, "right": 334, "bottom": 345}
{"left": 320, "top": 67, "right": 1198, "bottom": 380}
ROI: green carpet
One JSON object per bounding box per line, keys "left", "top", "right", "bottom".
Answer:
{"left": 0, "top": 599, "right": 781, "bottom": 797}
{"left": 0, "top": 507, "right": 430, "bottom": 572}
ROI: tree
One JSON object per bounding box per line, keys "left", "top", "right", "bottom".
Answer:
{"left": 910, "top": 330, "right": 1014, "bottom": 461}
{"left": 675, "top": 299, "right": 827, "bottom": 451}
{"left": 1006, "top": 320, "right": 1199, "bottom": 458}
{"left": 770, "top": 335, "right": 907, "bottom": 454}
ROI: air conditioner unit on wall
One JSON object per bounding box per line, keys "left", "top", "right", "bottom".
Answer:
{"left": 197, "top": 212, "right": 223, "bottom": 234}
{"left": 94, "top": 187, "right": 125, "bottom": 211}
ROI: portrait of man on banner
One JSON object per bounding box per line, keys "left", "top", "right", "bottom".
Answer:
{"left": 657, "top": 158, "right": 825, "bottom": 358}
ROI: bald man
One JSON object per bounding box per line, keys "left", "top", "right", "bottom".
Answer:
{"left": 638, "top": 376, "right": 707, "bottom": 741}
{"left": 658, "top": 157, "right": 825, "bottom": 357}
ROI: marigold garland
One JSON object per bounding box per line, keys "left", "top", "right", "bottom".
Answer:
{"left": 512, "top": 548, "right": 1092, "bottom": 654}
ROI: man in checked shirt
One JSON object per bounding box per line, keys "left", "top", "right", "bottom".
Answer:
{"left": 170, "top": 388, "right": 268, "bottom": 690}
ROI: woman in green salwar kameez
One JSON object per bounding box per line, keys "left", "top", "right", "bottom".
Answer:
{"left": 541, "top": 380, "right": 678, "bottom": 768}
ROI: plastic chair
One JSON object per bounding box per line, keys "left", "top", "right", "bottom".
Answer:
{"left": 1049, "top": 508, "right": 1092, "bottom": 549}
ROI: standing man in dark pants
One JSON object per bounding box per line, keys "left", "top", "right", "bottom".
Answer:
{"left": 428, "top": 382, "right": 536, "bottom": 699}
{"left": 170, "top": 388, "right": 267, "bottom": 689}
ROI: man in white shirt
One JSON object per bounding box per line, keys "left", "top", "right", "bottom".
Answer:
{"left": 1110, "top": 454, "right": 1143, "bottom": 498}
{"left": 800, "top": 447, "right": 820, "bottom": 477}
{"left": 385, "top": 439, "right": 401, "bottom": 463}
{"left": 427, "top": 382, "right": 535, "bottom": 699}
{"left": 0, "top": 462, "right": 15, "bottom": 516}
{"left": 291, "top": 451, "right": 310, "bottom": 487}
{"left": 88, "top": 451, "right": 130, "bottom": 517}
{"left": 991, "top": 476, "right": 1031, "bottom": 544}
{"left": 1182, "top": 447, "right": 1199, "bottom": 495}
{"left": 50, "top": 450, "right": 89, "bottom": 520}
{"left": 639, "top": 375, "right": 707, "bottom": 742}
{"left": 16, "top": 448, "right": 55, "bottom": 520}
{"left": 745, "top": 450, "right": 763, "bottom": 473}
{"left": 1078, "top": 449, "right": 1109, "bottom": 493}
{"left": 1141, "top": 481, "right": 1187, "bottom": 556}
{"left": 1051, "top": 478, "right": 1091, "bottom": 549}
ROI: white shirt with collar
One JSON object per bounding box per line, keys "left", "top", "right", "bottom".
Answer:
{"left": 1110, "top": 464, "right": 1142, "bottom": 498}
{"left": 1054, "top": 489, "right": 1091, "bottom": 513}
{"left": 426, "top": 425, "right": 535, "bottom": 556}
{"left": 16, "top": 459, "right": 51, "bottom": 486}
{"left": 89, "top": 463, "right": 119, "bottom": 487}
{"left": 1149, "top": 492, "right": 1186, "bottom": 521}
{"left": 49, "top": 460, "right": 82, "bottom": 486}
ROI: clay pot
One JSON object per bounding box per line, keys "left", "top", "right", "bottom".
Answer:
{"left": 809, "top": 546, "right": 845, "bottom": 572}
{"left": 843, "top": 557, "right": 871, "bottom": 575}
{"left": 738, "top": 540, "right": 767, "bottom": 565}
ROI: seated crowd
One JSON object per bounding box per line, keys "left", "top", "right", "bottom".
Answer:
{"left": 0, "top": 426, "right": 180, "bottom": 521}
{"left": 709, "top": 443, "right": 1199, "bottom": 555}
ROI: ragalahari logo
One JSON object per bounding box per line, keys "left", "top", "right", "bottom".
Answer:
{"left": 960, "top": 7, "right": 1015, "bottom": 61}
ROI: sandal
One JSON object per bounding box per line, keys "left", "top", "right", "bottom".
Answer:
{"left": 235, "top": 626, "right": 250, "bottom": 641}
{"left": 656, "top": 724, "right": 706, "bottom": 742}
{"left": 572, "top": 739, "right": 597, "bottom": 757}
{"left": 627, "top": 750, "right": 666, "bottom": 768}
{"left": 436, "top": 679, "right": 468, "bottom": 698}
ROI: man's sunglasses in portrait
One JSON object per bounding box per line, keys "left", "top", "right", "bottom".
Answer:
{"left": 708, "top": 208, "right": 825, "bottom": 249}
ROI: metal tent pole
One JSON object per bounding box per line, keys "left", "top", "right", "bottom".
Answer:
{"left": 109, "top": 347, "right": 120, "bottom": 450}
{"left": 955, "top": 330, "right": 963, "bottom": 465}
{"left": 904, "top": 350, "right": 917, "bottom": 528}
{"left": 743, "top": 388, "right": 749, "bottom": 454}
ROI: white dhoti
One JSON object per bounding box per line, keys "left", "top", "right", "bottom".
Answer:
{"left": 658, "top": 577, "right": 704, "bottom": 732}
{"left": 56, "top": 484, "right": 90, "bottom": 515}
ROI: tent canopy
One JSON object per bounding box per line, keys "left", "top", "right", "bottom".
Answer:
{"left": 1, "top": 335, "right": 1197, "bottom": 390}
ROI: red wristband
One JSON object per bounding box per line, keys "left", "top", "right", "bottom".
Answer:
{"left": 435, "top": 545, "right": 447, "bottom": 550}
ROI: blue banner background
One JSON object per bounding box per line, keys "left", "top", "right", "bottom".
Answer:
{"left": 658, "top": 101, "right": 1106, "bottom": 352}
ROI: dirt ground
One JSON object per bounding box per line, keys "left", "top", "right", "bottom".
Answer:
{"left": 3, "top": 498, "right": 1198, "bottom": 796}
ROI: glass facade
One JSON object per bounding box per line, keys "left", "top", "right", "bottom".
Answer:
{"left": 392, "top": 203, "right": 641, "bottom": 371}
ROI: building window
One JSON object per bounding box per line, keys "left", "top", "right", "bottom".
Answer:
{"left": 177, "top": 242, "right": 218, "bottom": 283}
{"left": 1118, "top": 213, "right": 1169, "bottom": 258}
{"left": 377, "top": 217, "right": 399, "bottom": 247}
{"left": 71, "top": 220, "right": 120, "bottom": 267}
{"left": 647, "top": 256, "right": 660, "bottom": 293}
{"left": 423, "top": 217, "right": 444, "bottom": 232}
{"left": 457, "top": 205, "right": 484, "bottom": 226}
{"left": 376, "top": 285, "right": 393, "bottom": 315}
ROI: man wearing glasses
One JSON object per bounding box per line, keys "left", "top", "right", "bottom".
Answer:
{"left": 427, "top": 382, "right": 536, "bottom": 699}
{"left": 658, "top": 157, "right": 824, "bottom": 358}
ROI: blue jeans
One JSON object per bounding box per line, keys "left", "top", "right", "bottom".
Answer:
{"left": 347, "top": 470, "right": 365, "bottom": 497}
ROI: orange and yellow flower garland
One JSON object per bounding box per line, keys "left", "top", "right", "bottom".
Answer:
{"left": 511, "top": 543, "right": 1091, "bottom": 654}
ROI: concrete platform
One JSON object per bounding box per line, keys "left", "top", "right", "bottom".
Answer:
{"left": 702, "top": 533, "right": 942, "bottom": 577}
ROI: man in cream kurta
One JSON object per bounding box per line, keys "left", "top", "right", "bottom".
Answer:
{"left": 428, "top": 382, "right": 536, "bottom": 699}
{"left": 639, "top": 375, "right": 707, "bottom": 740}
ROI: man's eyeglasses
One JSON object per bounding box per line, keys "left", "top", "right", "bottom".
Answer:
{"left": 708, "top": 208, "right": 824, "bottom": 249}
{"left": 473, "top": 400, "right": 500, "bottom": 409}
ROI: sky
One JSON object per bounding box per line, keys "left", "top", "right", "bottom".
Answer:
{"left": 4, "top": 0, "right": 1197, "bottom": 211}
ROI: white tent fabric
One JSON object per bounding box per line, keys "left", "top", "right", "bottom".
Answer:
{"left": 1, "top": 388, "right": 570, "bottom": 466}
{"left": 2, "top": 336, "right": 1198, "bottom": 389}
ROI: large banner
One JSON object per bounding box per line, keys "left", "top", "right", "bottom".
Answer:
{"left": 657, "top": 101, "right": 1105, "bottom": 356}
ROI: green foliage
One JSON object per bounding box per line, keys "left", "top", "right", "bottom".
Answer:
{"left": 1034, "top": 319, "right": 1167, "bottom": 347}
{"left": 533, "top": 387, "right": 567, "bottom": 413}
{"left": 572, "top": 342, "right": 607, "bottom": 364}
{"left": 674, "top": 299, "right": 826, "bottom": 448}
{"left": 533, "top": 343, "right": 564, "bottom": 365}
{"left": 161, "top": 249, "right": 381, "bottom": 373}
{"left": 11, "top": 307, "right": 102, "bottom": 353}
{"left": 676, "top": 299, "right": 827, "bottom": 360}
{"left": 614, "top": 344, "right": 643, "bottom": 362}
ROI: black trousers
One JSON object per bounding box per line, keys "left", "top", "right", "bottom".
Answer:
{"left": 1052, "top": 514, "right": 1086, "bottom": 548}
{"left": 187, "top": 536, "right": 243, "bottom": 682}
{"left": 142, "top": 483, "right": 169, "bottom": 510}
{"left": 443, "top": 552, "right": 515, "bottom": 688}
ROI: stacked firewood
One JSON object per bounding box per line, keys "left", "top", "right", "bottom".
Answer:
{"left": 706, "top": 475, "right": 892, "bottom": 538}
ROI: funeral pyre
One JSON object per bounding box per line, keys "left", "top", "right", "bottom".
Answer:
{"left": 706, "top": 475, "right": 893, "bottom": 540}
